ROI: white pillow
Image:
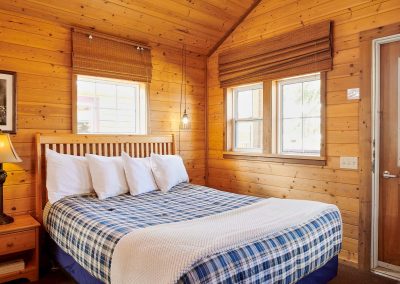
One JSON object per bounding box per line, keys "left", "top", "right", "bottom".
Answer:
{"left": 86, "top": 154, "right": 129, "bottom": 200}
{"left": 46, "top": 149, "right": 93, "bottom": 203}
{"left": 150, "top": 153, "right": 189, "bottom": 192}
{"left": 122, "top": 152, "right": 158, "bottom": 195}
{"left": 122, "top": 152, "right": 158, "bottom": 196}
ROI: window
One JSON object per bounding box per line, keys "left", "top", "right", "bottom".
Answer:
{"left": 233, "top": 83, "right": 263, "bottom": 152}
{"left": 225, "top": 73, "right": 325, "bottom": 165}
{"left": 75, "top": 75, "right": 147, "bottom": 134}
{"left": 277, "top": 74, "right": 321, "bottom": 156}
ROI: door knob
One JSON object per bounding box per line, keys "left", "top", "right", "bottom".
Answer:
{"left": 383, "top": 170, "right": 398, "bottom": 179}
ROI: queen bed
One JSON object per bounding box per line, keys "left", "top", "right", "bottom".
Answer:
{"left": 36, "top": 134, "right": 342, "bottom": 284}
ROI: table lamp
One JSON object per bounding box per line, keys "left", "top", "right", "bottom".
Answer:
{"left": 0, "top": 132, "right": 21, "bottom": 225}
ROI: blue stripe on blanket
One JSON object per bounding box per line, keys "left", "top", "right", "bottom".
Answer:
{"left": 46, "top": 183, "right": 341, "bottom": 284}
{"left": 179, "top": 210, "right": 341, "bottom": 284}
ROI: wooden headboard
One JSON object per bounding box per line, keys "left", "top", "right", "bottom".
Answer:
{"left": 35, "top": 133, "right": 175, "bottom": 221}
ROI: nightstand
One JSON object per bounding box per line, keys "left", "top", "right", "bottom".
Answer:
{"left": 0, "top": 215, "right": 40, "bottom": 283}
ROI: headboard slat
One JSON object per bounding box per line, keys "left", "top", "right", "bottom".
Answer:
{"left": 134, "top": 143, "right": 138, "bottom": 157}
{"left": 35, "top": 134, "right": 175, "bottom": 223}
{"left": 65, "top": 144, "right": 71, "bottom": 154}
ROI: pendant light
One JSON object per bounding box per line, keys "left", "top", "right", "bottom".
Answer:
{"left": 180, "top": 44, "right": 190, "bottom": 129}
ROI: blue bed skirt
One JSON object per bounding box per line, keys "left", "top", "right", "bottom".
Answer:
{"left": 49, "top": 240, "right": 338, "bottom": 284}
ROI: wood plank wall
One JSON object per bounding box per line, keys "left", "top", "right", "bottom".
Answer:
{"left": 207, "top": 0, "right": 400, "bottom": 267}
{"left": 0, "top": 9, "right": 206, "bottom": 217}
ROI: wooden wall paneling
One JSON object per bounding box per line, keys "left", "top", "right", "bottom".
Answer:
{"left": 217, "top": 0, "right": 400, "bottom": 52}
{"left": 207, "top": 0, "right": 400, "bottom": 267}
{"left": 0, "top": 9, "right": 206, "bottom": 216}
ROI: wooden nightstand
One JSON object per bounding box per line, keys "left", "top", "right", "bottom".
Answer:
{"left": 0, "top": 215, "right": 40, "bottom": 283}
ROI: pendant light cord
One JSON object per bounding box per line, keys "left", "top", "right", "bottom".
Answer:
{"left": 184, "top": 45, "right": 187, "bottom": 113}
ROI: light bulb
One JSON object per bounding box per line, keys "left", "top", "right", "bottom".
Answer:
{"left": 182, "top": 113, "right": 189, "bottom": 125}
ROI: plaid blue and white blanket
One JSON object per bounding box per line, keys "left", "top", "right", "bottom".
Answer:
{"left": 46, "top": 183, "right": 342, "bottom": 284}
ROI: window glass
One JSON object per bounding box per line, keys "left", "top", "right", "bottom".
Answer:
{"left": 225, "top": 73, "right": 323, "bottom": 159}
{"left": 232, "top": 83, "right": 263, "bottom": 152}
{"left": 235, "top": 120, "right": 263, "bottom": 150}
{"left": 278, "top": 73, "right": 321, "bottom": 155}
{"left": 76, "top": 75, "right": 147, "bottom": 134}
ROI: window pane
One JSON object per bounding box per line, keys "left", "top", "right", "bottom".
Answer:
{"left": 235, "top": 120, "right": 262, "bottom": 150}
{"left": 77, "top": 75, "right": 146, "bottom": 134}
{"left": 281, "top": 118, "right": 302, "bottom": 153}
{"left": 252, "top": 88, "right": 263, "bottom": 118}
{"left": 303, "top": 80, "right": 320, "bottom": 117}
{"left": 236, "top": 85, "right": 263, "bottom": 119}
{"left": 237, "top": 90, "right": 252, "bottom": 119}
{"left": 278, "top": 73, "right": 321, "bottom": 156}
{"left": 117, "top": 86, "right": 136, "bottom": 110}
{"left": 303, "top": 117, "right": 321, "bottom": 153}
{"left": 282, "top": 83, "right": 302, "bottom": 118}
{"left": 77, "top": 80, "right": 95, "bottom": 97}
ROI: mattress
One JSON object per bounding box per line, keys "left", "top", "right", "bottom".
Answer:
{"left": 45, "top": 183, "right": 342, "bottom": 284}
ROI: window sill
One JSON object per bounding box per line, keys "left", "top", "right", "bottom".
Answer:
{"left": 222, "top": 151, "right": 326, "bottom": 166}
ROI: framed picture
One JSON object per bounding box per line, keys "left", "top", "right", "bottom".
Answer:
{"left": 0, "top": 70, "right": 16, "bottom": 133}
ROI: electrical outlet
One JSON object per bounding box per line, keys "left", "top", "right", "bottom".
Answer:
{"left": 340, "top": 157, "right": 358, "bottom": 170}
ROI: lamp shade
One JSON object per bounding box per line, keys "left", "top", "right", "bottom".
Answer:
{"left": 0, "top": 133, "right": 21, "bottom": 163}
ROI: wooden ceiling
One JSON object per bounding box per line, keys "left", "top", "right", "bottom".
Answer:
{"left": 0, "top": 0, "right": 258, "bottom": 55}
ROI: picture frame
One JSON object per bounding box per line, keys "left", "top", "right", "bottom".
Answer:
{"left": 0, "top": 70, "right": 16, "bottom": 134}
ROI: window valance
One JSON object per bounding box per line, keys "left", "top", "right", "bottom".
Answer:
{"left": 218, "top": 21, "right": 332, "bottom": 88}
{"left": 72, "top": 28, "right": 152, "bottom": 82}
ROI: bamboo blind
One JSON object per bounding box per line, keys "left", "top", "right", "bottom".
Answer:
{"left": 72, "top": 28, "right": 152, "bottom": 82}
{"left": 218, "top": 21, "right": 333, "bottom": 87}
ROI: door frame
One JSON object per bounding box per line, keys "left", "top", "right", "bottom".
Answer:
{"left": 371, "top": 33, "right": 400, "bottom": 273}
{"left": 359, "top": 22, "right": 400, "bottom": 278}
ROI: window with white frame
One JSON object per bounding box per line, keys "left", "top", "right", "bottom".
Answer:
{"left": 276, "top": 73, "right": 321, "bottom": 156}
{"left": 76, "top": 75, "right": 147, "bottom": 134}
{"left": 225, "top": 73, "right": 325, "bottom": 164}
{"left": 231, "top": 83, "right": 263, "bottom": 152}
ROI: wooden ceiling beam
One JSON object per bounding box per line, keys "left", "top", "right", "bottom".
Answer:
{"left": 207, "top": 0, "right": 263, "bottom": 57}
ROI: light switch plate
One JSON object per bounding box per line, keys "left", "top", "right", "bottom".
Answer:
{"left": 340, "top": 156, "right": 358, "bottom": 170}
{"left": 347, "top": 88, "right": 360, "bottom": 100}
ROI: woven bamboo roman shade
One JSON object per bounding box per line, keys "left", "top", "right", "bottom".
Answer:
{"left": 72, "top": 28, "right": 152, "bottom": 82}
{"left": 218, "top": 21, "right": 332, "bottom": 87}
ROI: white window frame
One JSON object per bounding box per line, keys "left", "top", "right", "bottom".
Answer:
{"left": 232, "top": 83, "right": 263, "bottom": 153}
{"left": 224, "top": 73, "right": 325, "bottom": 165}
{"left": 275, "top": 73, "right": 322, "bottom": 156}
{"left": 74, "top": 75, "right": 148, "bottom": 135}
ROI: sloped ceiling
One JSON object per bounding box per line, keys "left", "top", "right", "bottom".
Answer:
{"left": 0, "top": 0, "right": 258, "bottom": 54}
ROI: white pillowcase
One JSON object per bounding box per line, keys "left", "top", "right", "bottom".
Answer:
{"left": 86, "top": 154, "right": 129, "bottom": 200}
{"left": 150, "top": 153, "right": 189, "bottom": 192}
{"left": 46, "top": 149, "right": 93, "bottom": 204}
{"left": 122, "top": 152, "right": 158, "bottom": 196}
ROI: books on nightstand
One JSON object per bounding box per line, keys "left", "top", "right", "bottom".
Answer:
{"left": 0, "top": 259, "right": 25, "bottom": 275}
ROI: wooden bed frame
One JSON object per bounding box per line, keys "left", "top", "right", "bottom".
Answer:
{"left": 35, "top": 133, "right": 175, "bottom": 222}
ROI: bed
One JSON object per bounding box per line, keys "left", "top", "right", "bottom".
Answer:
{"left": 36, "top": 134, "right": 342, "bottom": 284}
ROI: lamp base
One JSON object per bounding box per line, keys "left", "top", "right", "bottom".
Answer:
{"left": 0, "top": 213, "right": 14, "bottom": 225}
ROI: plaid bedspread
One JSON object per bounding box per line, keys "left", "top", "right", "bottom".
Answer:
{"left": 46, "top": 183, "right": 342, "bottom": 284}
